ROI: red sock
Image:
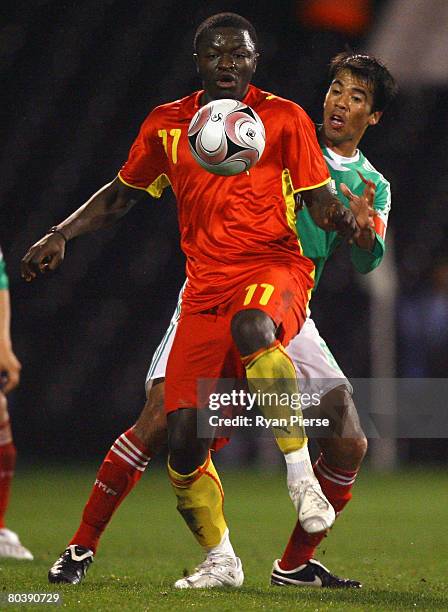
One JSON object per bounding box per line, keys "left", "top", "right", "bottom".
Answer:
{"left": 69, "top": 428, "right": 151, "bottom": 553}
{"left": 0, "top": 420, "right": 16, "bottom": 529}
{"left": 279, "top": 454, "right": 358, "bottom": 570}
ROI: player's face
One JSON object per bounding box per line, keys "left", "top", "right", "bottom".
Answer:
{"left": 322, "top": 69, "right": 382, "bottom": 156}
{"left": 195, "top": 28, "right": 258, "bottom": 104}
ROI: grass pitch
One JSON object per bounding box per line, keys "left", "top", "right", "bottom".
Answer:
{"left": 1, "top": 464, "right": 447, "bottom": 611}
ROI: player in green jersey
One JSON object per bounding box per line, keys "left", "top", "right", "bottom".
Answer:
{"left": 271, "top": 52, "right": 395, "bottom": 587}
{"left": 41, "top": 52, "right": 396, "bottom": 586}
{"left": 0, "top": 247, "right": 33, "bottom": 560}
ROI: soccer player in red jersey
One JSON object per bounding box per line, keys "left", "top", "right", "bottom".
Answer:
{"left": 37, "top": 50, "right": 391, "bottom": 589}
{"left": 22, "top": 14, "right": 373, "bottom": 588}
{"left": 0, "top": 246, "right": 33, "bottom": 560}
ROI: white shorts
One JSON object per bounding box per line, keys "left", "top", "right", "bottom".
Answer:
{"left": 285, "top": 317, "right": 353, "bottom": 398}
{"left": 145, "top": 284, "right": 352, "bottom": 400}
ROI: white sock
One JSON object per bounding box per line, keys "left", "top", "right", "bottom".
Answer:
{"left": 285, "top": 446, "right": 316, "bottom": 486}
{"left": 206, "top": 529, "right": 236, "bottom": 558}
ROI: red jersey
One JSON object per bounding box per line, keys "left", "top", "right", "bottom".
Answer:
{"left": 119, "top": 85, "right": 330, "bottom": 313}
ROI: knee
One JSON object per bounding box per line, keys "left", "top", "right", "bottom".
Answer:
{"left": 318, "top": 387, "right": 368, "bottom": 469}
{"left": 231, "top": 309, "right": 276, "bottom": 355}
{"left": 168, "top": 428, "right": 207, "bottom": 462}
{"left": 344, "top": 435, "right": 368, "bottom": 465}
{"left": 320, "top": 434, "right": 367, "bottom": 471}
{"left": 167, "top": 409, "right": 209, "bottom": 473}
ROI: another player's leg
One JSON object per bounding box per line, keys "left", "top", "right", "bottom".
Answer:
{"left": 70, "top": 383, "right": 166, "bottom": 551}
{"left": 0, "top": 391, "right": 33, "bottom": 560}
{"left": 272, "top": 386, "right": 366, "bottom": 588}
{"left": 165, "top": 312, "right": 243, "bottom": 589}
{"left": 48, "top": 302, "right": 180, "bottom": 584}
{"left": 231, "top": 308, "right": 335, "bottom": 534}
{"left": 48, "top": 380, "right": 167, "bottom": 584}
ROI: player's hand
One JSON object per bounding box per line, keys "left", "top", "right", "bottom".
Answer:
{"left": 21, "top": 233, "right": 66, "bottom": 282}
{"left": 0, "top": 345, "right": 21, "bottom": 393}
{"left": 327, "top": 204, "right": 359, "bottom": 241}
{"left": 342, "top": 171, "right": 375, "bottom": 229}
{"left": 341, "top": 172, "right": 376, "bottom": 250}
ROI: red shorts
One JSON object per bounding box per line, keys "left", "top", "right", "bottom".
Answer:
{"left": 164, "top": 265, "right": 313, "bottom": 413}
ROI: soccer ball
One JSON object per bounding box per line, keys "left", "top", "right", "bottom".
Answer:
{"left": 188, "top": 99, "right": 265, "bottom": 176}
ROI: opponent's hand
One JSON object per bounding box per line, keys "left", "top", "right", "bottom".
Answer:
{"left": 0, "top": 344, "right": 21, "bottom": 393}
{"left": 326, "top": 204, "right": 359, "bottom": 241}
{"left": 21, "top": 233, "right": 66, "bottom": 282}
{"left": 341, "top": 172, "right": 376, "bottom": 250}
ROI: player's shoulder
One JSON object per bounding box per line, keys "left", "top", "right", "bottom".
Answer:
{"left": 357, "top": 149, "right": 391, "bottom": 211}
{"left": 251, "top": 86, "right": 311, "bottom": 120}
{"left": 358, "top": 150, "right": 390, "bottom": 190}
{"left": 142, "top": 91, "right": 200, "bottom": 125}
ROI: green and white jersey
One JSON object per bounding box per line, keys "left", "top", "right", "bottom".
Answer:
{"left": 0, "top": 245, "right": 8, "bottom": 290}
{"left": 297, "top": 145, "right": 391, "bottom": 291}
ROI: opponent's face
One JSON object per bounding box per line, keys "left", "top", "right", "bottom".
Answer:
{"left": 322, "top": 69, "right": 382, "bottom": 156}
{"left": 195, "top": 27, "right": 258, "bottom": 104}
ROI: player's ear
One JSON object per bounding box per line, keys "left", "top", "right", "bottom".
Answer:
{"left": 368, "top": 110, "right": 382, "bottom": 126}
{"left": 252, "top": 52, "right": 259, "bottom": 73}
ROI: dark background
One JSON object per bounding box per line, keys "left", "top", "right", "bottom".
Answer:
{"left": 2, "top": 0, "right": 447, "bottom": 462}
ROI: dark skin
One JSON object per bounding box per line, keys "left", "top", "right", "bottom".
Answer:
{"left": 128, "top": 379, "right": 367, "bottom": 470}
{"left": 122, "top": 66, "right": 382, "bottom": 470}
{"left": 21, "top": 27, "right": 373, "bottom": 473}
{"left": 142, "top": 68, "right": 382, "bottom": 469}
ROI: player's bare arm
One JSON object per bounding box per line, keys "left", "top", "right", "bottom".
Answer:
{"left": 301, "top": 183, "right": 357, "bottom": 240}
{"left": 21, "top": 178, "right": 143, "bottom": 281}
{"left": 303, "top": 176, "right": 376, "bottom": 242}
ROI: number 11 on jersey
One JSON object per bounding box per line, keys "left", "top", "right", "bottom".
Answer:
{"left": 158, "top": 129, "right": 181, "bottom": 163}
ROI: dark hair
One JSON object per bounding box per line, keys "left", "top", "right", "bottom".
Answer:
{"left": 329, "top": 52, "right": 398, "bottom": 112}
{"left": 194, "top": 12, "right": 258, "bottom": 53}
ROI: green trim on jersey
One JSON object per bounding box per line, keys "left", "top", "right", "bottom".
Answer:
{"left": 0, "top": 247, "right": 9, "bottom": 290}
{"left": 146, "top": 320, "right": 177, "bottom": 380}
{"left": 145, "top": 280, "right": 186, "bottom": 382}
{"left": 297, "top": 145, "right": 390, "bottom": 291}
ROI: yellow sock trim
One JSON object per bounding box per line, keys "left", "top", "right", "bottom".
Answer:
{"left": 168, "top": 454, "right": 227, "bottom": 549}
{"left": 244, "top": 342, "right": 307, "bottom": 453}
{"left": 168, "top": 454, "right": 211, "bottom": 488}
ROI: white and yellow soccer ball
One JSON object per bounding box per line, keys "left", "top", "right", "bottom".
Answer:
{"left": 188, "top": 99, "right": 265, "bottom": 176}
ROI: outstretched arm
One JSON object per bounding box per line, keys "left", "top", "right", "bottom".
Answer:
{"left": 301, "top": 179, "right": 375, "bottom": 241}
{"left": 301, "top": 183, "right": 358, "bottom": 240}
{"left": 21, "top": 177, "right": 144, "bottom": 281}
{"left": 344, "top": 172, "right": 388, "bottom": 275}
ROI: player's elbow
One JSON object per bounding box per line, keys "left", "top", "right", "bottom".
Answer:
{"left": 104, "top": 179, "right": 141, "bottom": 219}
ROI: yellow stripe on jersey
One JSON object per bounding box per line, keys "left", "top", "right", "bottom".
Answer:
{"left": 306, "top": 265, "right": 315, "bottom": 311}
{"left": 118, "top": 172, "right": 171, "bottom": 198}
{"left": 281, "top": 167, "right": 304, "bottom": 252}
{"left": 281, "top": 168, "right": 316, "bottom": 299}
{"left": 293, "top": 176, "right": 331, "bottom": 194}
{"left": 147, "top": 173, "right": 171, "bottom": 198}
